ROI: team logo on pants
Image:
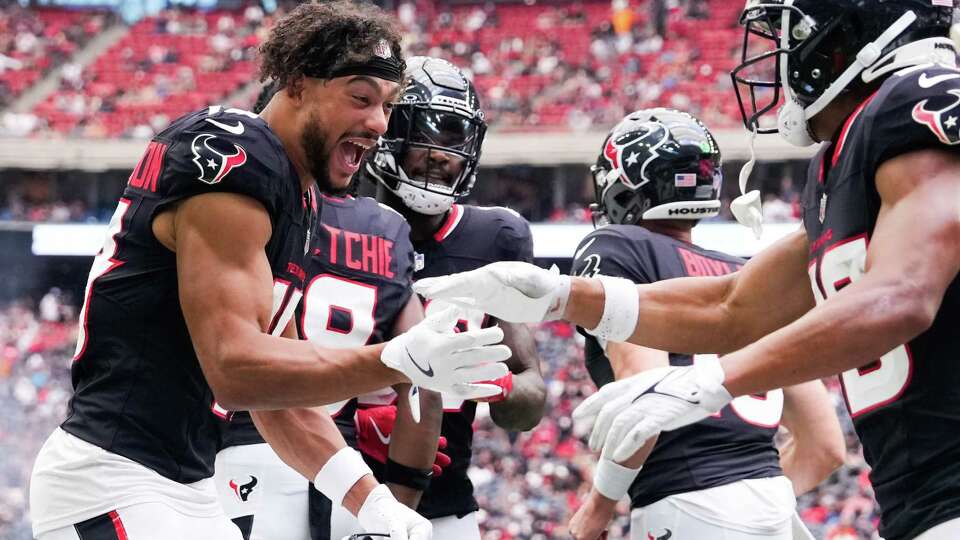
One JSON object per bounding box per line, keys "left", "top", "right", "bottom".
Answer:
{"left": 228, "top": 475, "right": 258, "bottom": 502}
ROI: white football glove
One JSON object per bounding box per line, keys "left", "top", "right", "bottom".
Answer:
{"left": 572, "top": 356, "right": 733, "bottom": 462}
{"left": 356, "top": 484, "right": 432, "bottom": 540}
{"left": 381, "top": 306, "right": 510, "bottom": 400}
{"left": 413, "top": 262, "right": 571, "bottom": 323}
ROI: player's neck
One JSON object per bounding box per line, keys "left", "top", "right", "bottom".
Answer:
{"left": 639, "top": 220, "right": 693, "bottom": 243}
{"left": 810, "top": 91, "right": 873, "bottom": 143}
{"left": 259, "top": 100, "right": 314, "bottom": 192}
{"left": 406, "top": 211, "right": 448, "bottom": 244}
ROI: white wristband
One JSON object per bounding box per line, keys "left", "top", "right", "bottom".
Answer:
{"left": 545, "top": 272, "right": 572, "bottom": 320}
{"left": 586, "top": 276, "right": 639, "bottom": 344}
{"left": 313, "top": 447, "right": 373, "bottom": 508}
{"left": 593, "top": 458, "right": 641, "bottom": 501}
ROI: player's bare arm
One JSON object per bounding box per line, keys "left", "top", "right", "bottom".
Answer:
{"left": 486, "top": 320, "right": 546, "bottom": 432}
{"left": 777, "top": 380, "right": 845, "bottom": 495}
{"left": 568, "top": 341, "right": 664, "bottom": 540}
{"left": 720, "top": 148, "right": 960, "bottom": 397}
{"left": 167, "top": 192, "right": 509, "bottom": 410}
{"left": 414, "top": 229, "right": 814, "bottom": 356}
{"left": 386, "top": 296, "right": 444, "bottom": 508}
{"left": 251, "top": 406, "right": 375, "bottom": 515}
{"left": 564, "top": 229, "right": 814, "bottom": 354}
{"left": 161, "top": 191, "right": 405, "bottom": 410}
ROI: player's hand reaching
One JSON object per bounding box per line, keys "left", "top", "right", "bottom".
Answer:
{"left": 573, "top": 356, "right": 733, "bottom": 462}
{"left": 356, "top": 484, "right": 432, "bottom": 540}
{"left": 568, "top": 490, "right": 616, "bottom": 540}
{"left": 355, "top": 405, "right": 452, "bottom": 476}
{"left": 381, "top": 306, "right": 510, "bottom": 400}
{"left": 413, "top": 262, "right": 571, "bottom": 323}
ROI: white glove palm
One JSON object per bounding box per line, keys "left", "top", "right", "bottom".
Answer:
{"left": 413, "top": 262, "right": 571, "bottom": 323}
{"left": 356, "top": 484, "right": 432, "bottom": 540}
{"left": 381, "top": 306, "right": 510, "bottom": 400}
{"left": 572, "top": 357, "right": 732, "bottom": 462}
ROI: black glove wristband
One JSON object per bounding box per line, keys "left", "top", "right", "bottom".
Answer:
{"left": 384, "top": 458, "right": 433, "bottom": 491}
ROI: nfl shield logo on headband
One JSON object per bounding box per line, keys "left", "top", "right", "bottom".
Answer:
{"left": 374, "top": 39, "right": 392, "bottom": 59}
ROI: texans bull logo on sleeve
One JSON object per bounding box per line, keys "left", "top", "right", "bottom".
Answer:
{"left": 911, "top": 88, "right": 960, "bottom": 145}
{"left": 191, "top": 133, "right": 248, "bottom": 184}
{"left": 602, "top": 124, "right": 670, "bottom": 190}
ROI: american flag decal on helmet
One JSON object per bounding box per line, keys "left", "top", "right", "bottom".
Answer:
{"left": 674, "top": 173, "right": 697, "bottom": 187}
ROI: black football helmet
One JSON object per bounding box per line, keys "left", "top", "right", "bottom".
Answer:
{"left": 732, "top": 0, "right": 956, "bottom": 146}
{"left": 590, "top": 108, "right": 722, "bottom": 226}
{"left": 366, "top": 56, "right": 486, "bottom": 215}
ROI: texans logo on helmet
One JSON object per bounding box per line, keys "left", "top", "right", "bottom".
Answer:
{"left": 191, "top": 133, "right": 248, "bottom": 184}
{"left": 602, "top": 124, "right": 669, "bottom": 189}
{"left": 911, "top": 88, "right": 960, "bottom": 145}
{"left": 228, "top": 475, "right": 258, "bottom": 502}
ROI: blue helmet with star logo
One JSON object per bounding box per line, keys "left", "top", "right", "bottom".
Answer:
{"left": 590, "top": 108, "right": 723, "bottom": 226}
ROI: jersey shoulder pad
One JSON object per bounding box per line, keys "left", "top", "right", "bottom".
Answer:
{"left": 464, "top": 205, "right": 534, "bottom": 263}
{"left": 155, "top": 106, "right": 294, "bottom": 218}
{"left": 861, "top": 64, "right": 960, "bottom": 168}
{"left": 571, "top": 225, "right": 655, "bottom": 283}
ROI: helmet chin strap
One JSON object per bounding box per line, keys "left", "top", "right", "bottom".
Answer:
{"left": 731, "top": 125, "right": 764, "bottom": 239}
{"left": 777, "top": 9, "right": 918, "bottom": 148}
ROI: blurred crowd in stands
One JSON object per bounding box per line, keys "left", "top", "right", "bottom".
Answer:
{"left": 1, "top": 295, "right": 881, "bottom": 539}
{"left": 0, "top": 0, "right": 748, "bottom": 138}
{"left": 0, "top": 4, "right": 111, "bottom": 111}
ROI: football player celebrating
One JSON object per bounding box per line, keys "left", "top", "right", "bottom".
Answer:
{"left": 415, "top": 1, "right": 960, "bottom": 539}
{"left": 566, "top": 108, "right": 844, "bottom": 540}
{"left": 214, "top": 83, "right": 447, "bottom": 540}
{"left": 365, "top": 56, "right": 548, "bottom": 539}
{"left": 29, "top": 4, "right": 510, "bottom": 540}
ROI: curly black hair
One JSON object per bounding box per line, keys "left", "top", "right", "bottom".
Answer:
{"left": 259, "top": 0, "right": 405, "bottom": 90}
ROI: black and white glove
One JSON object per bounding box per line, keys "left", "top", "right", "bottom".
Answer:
{"left": 573, "top": 356, "right": 733, "bottom": 462}
{"left": 381, "top": 306, "right": 510, "bottom": 400}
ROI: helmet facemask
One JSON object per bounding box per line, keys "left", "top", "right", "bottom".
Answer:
{"left": 731, "top": 0, "right": 941, "bottom": 147}
{"left": 368, "top": 57, "right": 487, "bottom": 216}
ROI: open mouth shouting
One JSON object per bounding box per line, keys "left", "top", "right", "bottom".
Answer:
{"left": 334, "top": 136, "right": 376, "bottom": 176}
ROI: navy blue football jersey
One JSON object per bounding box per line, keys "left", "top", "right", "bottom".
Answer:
{"left": 572, "top": 225, "right": 783, "bottom": 509}
{"left": 802, "top": 64, "right": 960, "bottom": 540}
{"left": 220, "top": 195, "right": 416, "bottom": 450}
{"left": 62, "top": 106, "right": 310, "bottom": 483}
{"left": 363, "top": 204, "right": 533, "bottom": 520}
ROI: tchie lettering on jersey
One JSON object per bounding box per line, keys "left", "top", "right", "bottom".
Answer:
{"left": 320, "top": 224, "right": 395, "bottom": 278}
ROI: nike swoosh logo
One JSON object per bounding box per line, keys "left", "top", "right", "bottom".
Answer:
{"left": 205, "top": 118, "right": 245, "bottom": 135}
{"left": 369, "top": 418, "right": 391, "bottom": 445}
{"left": 647, "top": 530, "right": 672, "bottom": 540}
{"left": 632, "top": 372, "right": 701, "bottom": 405}
{"left": 633, "top": 388, "right": 700, "bottom": 405}
{"left": 919, "top": 72, "right": 960, "bottom": 89}
{"left": 407, "top": 349, "right": 434, "bottom": 377}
